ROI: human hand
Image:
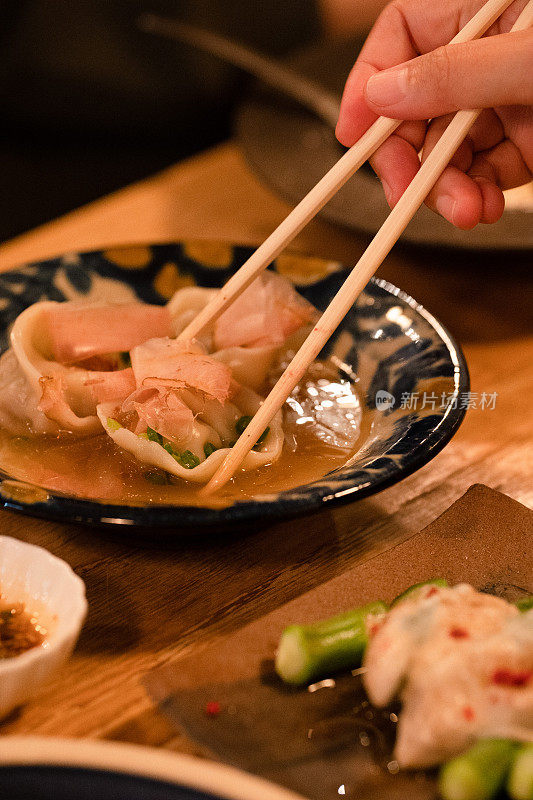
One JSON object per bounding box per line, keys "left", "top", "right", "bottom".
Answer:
{"left": 336, "top": 0, "right": 533, "bottom": 228}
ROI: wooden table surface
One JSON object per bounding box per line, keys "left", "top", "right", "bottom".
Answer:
{"left": 0, "top": 142, "right": 531, "bottom": 753}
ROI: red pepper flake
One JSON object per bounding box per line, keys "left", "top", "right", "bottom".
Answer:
{"left": 205, "top": 701, "right": 222, "bottom": 717}
{"left": 462, "top": 706, "right": 475, "bottom": 721}
{"left": 426, "top": 587, "right": 439, "bottom": 598}
{"left": 492, "top": 669, "right": 532, "bottom": 688}
{"left": 449, "top": 627, "right": 469, "bottom": 639}
{"left": 369, "top": 622, "right": 382, "bottom": 636}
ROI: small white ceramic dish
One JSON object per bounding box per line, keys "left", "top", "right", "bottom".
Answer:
{"left": 0, "top": 536, "right": 87, "bottom": 718}
{"left": 0, "top": 736, "right": 306, "bottom": 800}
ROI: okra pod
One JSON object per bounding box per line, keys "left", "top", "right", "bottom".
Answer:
{"left": 439, "top": 739, "right": 519, "bottom": 800}
{"left": 516, "top": 596, "right": 533, "bottom": 613}
{"left": 508, "top": 743, "right": 533, "bottom": 800}
{"left": 275, "top": 600, "right": 387, "bottom": 686}
{"left": 391, "top": 578, "right": 448, "bottom": 607}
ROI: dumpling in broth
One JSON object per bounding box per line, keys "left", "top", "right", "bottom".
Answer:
{"left": 0, "top": 274, "right": 315, "bottom": 487}
{"left": 5, "top": 300, "right": 170, "bottom": 435}
{"left": 0, "top": 348, "right": 59, "bottom": 436}
{"left": 97, "top": 337, "right": 283, "bottom": 482}
{"left": 168, "top": 271, "right": 317, "bottom": 390}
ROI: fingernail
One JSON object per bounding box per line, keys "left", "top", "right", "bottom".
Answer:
{"left": 365, "top": 68, "right": 408, "bottom": 107}
{"left": 435, "top": 194, "right": 457, "bottom": 224}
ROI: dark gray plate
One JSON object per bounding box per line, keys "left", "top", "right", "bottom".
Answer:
{"left": 0, "top": 767, "right": 221, "bottom": 800}
{"left": 0, "top": 737, "right": 300, "bottom": 800}
{"left": 236, "top": 39, "right": 533, "bottom": 250}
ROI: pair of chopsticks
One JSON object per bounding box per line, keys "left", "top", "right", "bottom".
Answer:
{"left": 176, "top": 0, "right": 533, "bottom": 494}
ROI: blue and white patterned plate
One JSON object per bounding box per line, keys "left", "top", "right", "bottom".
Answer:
{"left": 0, "top": 242, "right": 469, "bottom": 529}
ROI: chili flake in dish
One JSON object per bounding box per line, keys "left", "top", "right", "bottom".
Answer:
{"left": 0, "top": 596, "right": 46, "bottom": 658}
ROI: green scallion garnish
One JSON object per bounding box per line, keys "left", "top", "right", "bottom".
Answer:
{"left": 235, "top": 415, "right": 253, "bottom": 435}
{"left": 161, "top": 441, "right": 200, "bottom": 469}
{"left": 203, "top": 442, "right": 218, "bottom": 458}
{"left": 178, "top": 450, "right": 200, "bottom": 469}
{"left": 235, "top": 415, "right": 270, "bottom": 448}
{"left": 146, "top": 426, "right": 163, "bottom": 445}
{"left": 255, "top": 426, "right": 270, "bottom": 446}
{"left": 107, "top": 418, "right": 122, "bottom": 431}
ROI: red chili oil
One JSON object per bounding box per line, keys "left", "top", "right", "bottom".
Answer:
{"left": 0, "top": 596, "right": 46, "bottom": 658}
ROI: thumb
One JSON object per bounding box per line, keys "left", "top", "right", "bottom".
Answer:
{"left": 363, "top": 30, "right": 533, "bottom": 119}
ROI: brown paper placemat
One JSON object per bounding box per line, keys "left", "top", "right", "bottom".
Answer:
{"left": 145, "top": 485, "right": 532, "bottom": 800}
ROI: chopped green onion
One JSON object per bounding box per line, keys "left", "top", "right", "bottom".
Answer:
{"left": 107, "top": 418, "right": 122, "bottom": 431}
{"left": 178, "top": 450, "right": 200, "bottom": 469}
{"left": 235, "top": 415, "right": 253, "bottom": 435}
{"left": 204, "top": 442, "right": 218, "bottom": 458}
{"left": 439, "top": 739, "right": 519, "bottom": 800}
{"left": 254, "top": 426, "right": 270, "bottom": 447}
{"left": 235, "top": 415, "right": 270, "bottom": 447}
{"left": 391, "top": 578, "right": 448, "bottom": 607}
{"left": 516, "top": 596, "right": 533, "bottom": 613}
{"left": 143, "top": 434, "right": 201, "bottom": 473}
{"left": 507, "top": 743, "right": 533, "bottom": 800}
{"left": 146, "top": 426, "right": 163, "bottom": 445}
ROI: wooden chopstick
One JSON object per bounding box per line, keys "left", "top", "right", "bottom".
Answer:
{"left": 178, "top": 0, "right": 518, "bottom": 346}
{"left": 202, "top": 0, "right": 533, "bottom": 495}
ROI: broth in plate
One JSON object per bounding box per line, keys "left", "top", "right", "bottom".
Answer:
{"left": 0, "top": 362, "right": 367, "bottom": 509}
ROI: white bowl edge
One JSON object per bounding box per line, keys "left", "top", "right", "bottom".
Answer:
{"left": 0, "top": 736, "right": 308, "bottom": 800}
{"left": 0, "top": 536, "right": 87, "bottom": 716}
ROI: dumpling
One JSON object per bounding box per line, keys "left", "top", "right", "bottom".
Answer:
{"left": 4, "top": 300, "right": 171, "bottom": 435}
{"left": 42, "top": 301, "right": 171, "bottom": 363}
{"left": 168, "top": 286, "right": 277, "bottom": 390}
{"left": 0, "top": 282, "right": 302, "bottom": 483}
{"left": 0, "top": 349, "right": 60, "bottom": 436}
{"left": 168, "top": 272, "right": 317, "bottom": 390}
{"left": 212, "top": 270, "right": 316, "bottom": 350}
{"left": 96, "top": 337, "right": 283, "bottom": 483}
{"left": 130, "top": 337, "right": 231, "bottom": 402}
{"left": 167, "top": 286, "right": 218, "bottom": 345}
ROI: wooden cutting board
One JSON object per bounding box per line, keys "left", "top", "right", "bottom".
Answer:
{"left": 145, "top": 484, "right": 533, "bottom": 800}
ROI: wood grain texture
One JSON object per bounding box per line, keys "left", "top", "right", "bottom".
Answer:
{"left": 0, "top": 143, "right": 531, "bottom": 754}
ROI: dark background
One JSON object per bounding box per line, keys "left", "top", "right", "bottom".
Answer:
{"left": 0, "top": 0, "right": 320, "bottom": 242}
